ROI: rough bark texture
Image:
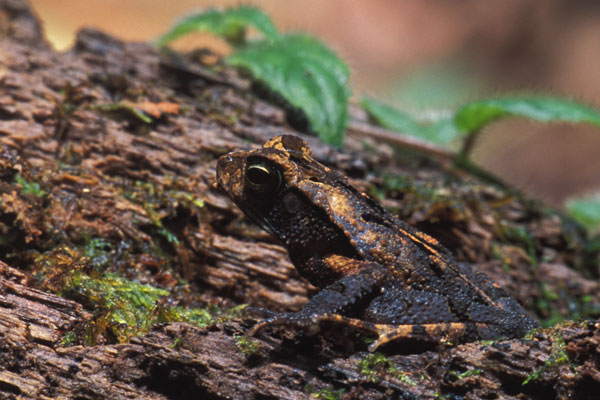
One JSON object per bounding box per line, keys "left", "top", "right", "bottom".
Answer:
{"left": 0, "top": 1, "right": 599, "bottom": 399}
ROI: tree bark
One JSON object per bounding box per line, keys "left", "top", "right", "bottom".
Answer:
{"left": 0, "top": 1, "right": 598, "bottom": 399}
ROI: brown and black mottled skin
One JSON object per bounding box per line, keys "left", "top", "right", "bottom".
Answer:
{"left": 216, "top": 135, "right": 539, "bottom": 351}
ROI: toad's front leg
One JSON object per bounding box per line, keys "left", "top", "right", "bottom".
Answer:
{"left": 248, "top": 262, "right": 386, "bottom": 336}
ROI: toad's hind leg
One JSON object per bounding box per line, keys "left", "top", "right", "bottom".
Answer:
{"left": 367, "top": 322, "right": 480, "bottom": 352}
{"left": 249, "top": 313, "right": 478, "bottom": 352}
{"left": 311, "top": 316, "right": 478, "bottom": 351}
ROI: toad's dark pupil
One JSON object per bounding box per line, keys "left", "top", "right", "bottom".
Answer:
{"left": 246, "top": 163, "right": 281, "bottom": 193}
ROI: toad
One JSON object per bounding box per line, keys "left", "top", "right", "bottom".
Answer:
{"left": 216, "top": 135, "right": 538, "bottom": 351}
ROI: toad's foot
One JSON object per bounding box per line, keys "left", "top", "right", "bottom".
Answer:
{"left": 366, "top": 322, "right": 479, "bottom": 352}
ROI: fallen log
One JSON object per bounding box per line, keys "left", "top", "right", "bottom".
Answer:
{"left": 0, "top": 1, "right": 598, "bottom": 398}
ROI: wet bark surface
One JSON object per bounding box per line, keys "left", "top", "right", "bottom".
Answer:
{"left": 0, "top": 1, "right": 599, "bottom": 399}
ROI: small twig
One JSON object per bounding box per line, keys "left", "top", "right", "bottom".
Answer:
{"left": 347, "top": 120, "right": 520, "bottom": 194}
{"left": 347, "top": 120, "right": 454, "bottom": 160}
{"left": 458, "top": 129, "right": 480, "bottom": 159}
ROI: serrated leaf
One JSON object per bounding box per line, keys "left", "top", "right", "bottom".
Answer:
{"left": 156, "top": 5, "right": 279, "bottom": 47}
{"left": 565, "top": 195, "right": 600, "bottom": 232}
{"left": 455, "top": 97, "right": 600, "bottom": 134}
{"left": 360, "top": 96, "right": 460, "bottom": 145}
{"left": 228, "top": 34, "right": 350, "bottom": 146}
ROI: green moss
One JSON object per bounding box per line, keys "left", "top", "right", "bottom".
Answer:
{"left": 305, "top": 385, "right": 345, "bottom": 400}
{"left": 523, "top": 326, "right": 574, "bottom": 385}
{"left": 32, "top": 246, "right": 88, "bottom": 292}
{"left": 171, "top": 191, "right": 205, "bottom": 209}
{"left": 448, "top": 368, "right": 483, "bottom": 381}
{"left": 170, "top": 337, "right": 184, "bottom": 349}
{"left": 64, "top": 272, "right": 169, "bottom": 343}
{"left": 59, "top": 331, "right": 78, "bottom": 347}
{"left": 358, "top": 352, "right": 389, "bottom": 382}
{"left": 15, "top": 174, "right": 47, "bottom": 198}
{"left": 358, "top": 353, "right": 417, "bottom": 385}
{"left": 30, "top": 232, "right": 238, "bottom": 345}
{"left": 234, "top": 334, "right": 260, "bottom": 357}
{"left": 80, "top": 235, "right": 114, "bottom": 270}
{"left": 158, "top": 306, "right": 215, "bottom": 327}
{"left": 140, "top": 197, "right": 180, "bottom": 245}
{"left": 61, "top": 268, "right": 246, "bottom": 344}
{"left": 123, "top": 180, "right": 207, "bottom": 247}
{"left": 159, "top": 303, "right": 247, "bottom": 327}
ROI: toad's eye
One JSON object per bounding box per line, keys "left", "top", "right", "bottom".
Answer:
{"left": 245, "top": 162, "right": 282, "bottom": 194}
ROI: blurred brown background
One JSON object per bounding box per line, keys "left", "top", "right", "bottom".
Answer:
{"left": 29, "top": 0, "right": 600, "bottom": 208}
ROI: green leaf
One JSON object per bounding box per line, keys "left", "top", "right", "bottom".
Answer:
{"left": 156, "top": 5, "right": 279, "bottom": 47}
{"left": 384, "top": 63, "right": 482, "bottom": 109}
{"left": 427, "top": 117, "right": 462, "bottom": 144}
{"left": 360, "top": 96, "right": 460, "bottom": 145}
{"left": 361, "top": 97, "right": 426, "bottom": 135}
{"left": 455, "top": 97, "right": 600, "bottom": 134}
{"left": 363, "top": 96, "right": 600, "bottom": 148}
{"left": 228, "top": 34, "right": 350, "bottom": 146}
{"left": 565, "top": 195, "right": 600, "bottom": 232}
